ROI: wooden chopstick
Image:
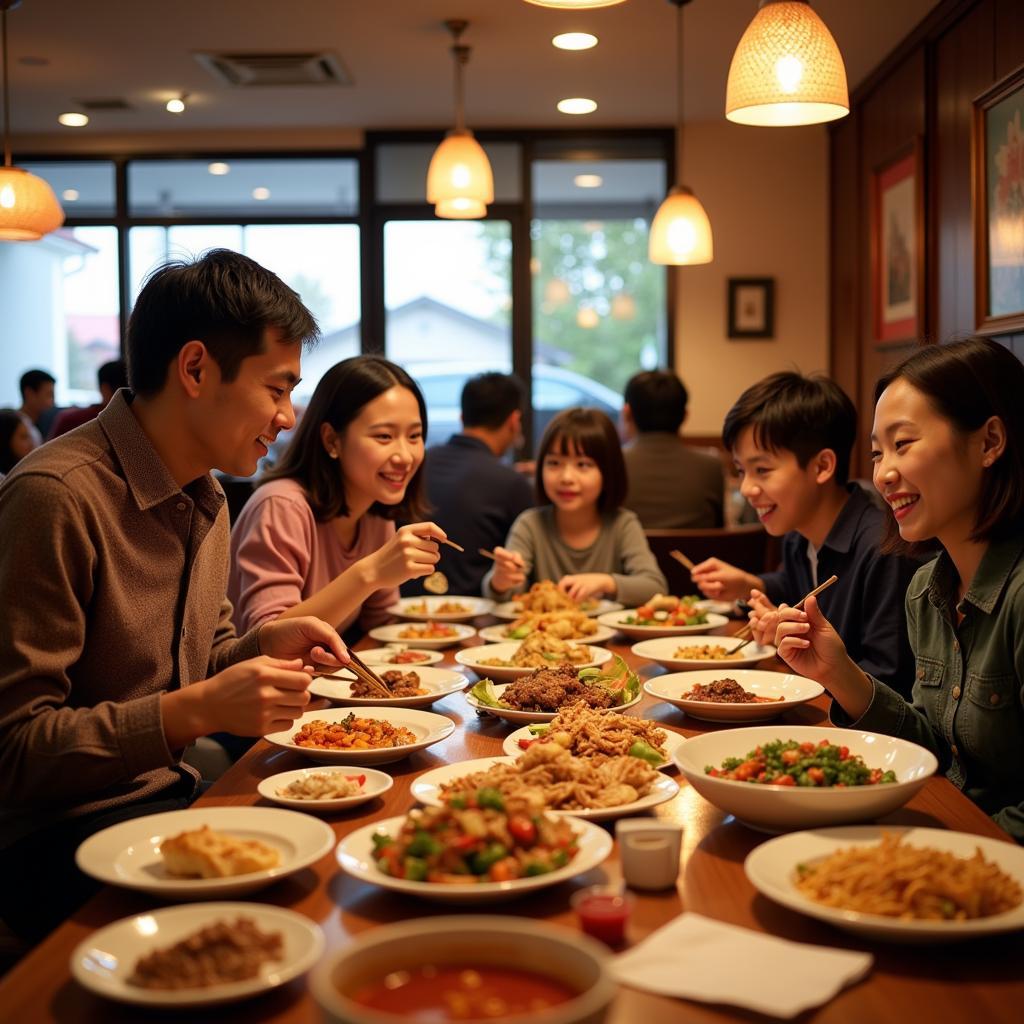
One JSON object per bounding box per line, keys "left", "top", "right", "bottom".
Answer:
{"left": 728, "top": 574, "right": 839, "bottom": 655}
{"left": 478, "top": 547, "right": 496, "bottom": 560}
{"left": 347, "top": 650, "right": 394, "bottom": 699}
{"left": 440, "top": 538, "right": 465, "bottom": 553}
{"left": 669, "top": 549, "right": 696, "bottom": 572}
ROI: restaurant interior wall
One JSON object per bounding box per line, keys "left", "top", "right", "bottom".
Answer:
{"left": 829, "top": 0, "right": 1024, "bottom": 478}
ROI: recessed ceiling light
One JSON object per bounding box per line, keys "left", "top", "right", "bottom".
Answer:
{"left": 252, "top": 187, "right": 271, "bottom": 201}
{"left": 574, "top": 174, "right": 603, "bottom": 188}
{"left": 553, "top": 33, "right": 598, "bottom": 51}
{"left": 207, "top": 162, "right": 230, "bottom": 175}
{"left": 166, "top": 97, "right": 186, "bottom": 114}
{"left": 58, "top": 112, "right": 89, "bottom": 127}
{"left": 557, "top": 97, "right": 597, "bottom": 115}
{"left": 62, "top": 188, "right": 80, "bottom": 202}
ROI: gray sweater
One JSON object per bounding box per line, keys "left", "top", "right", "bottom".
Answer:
{"left": 483, "top": 506, "right": 667, "bottom": 607}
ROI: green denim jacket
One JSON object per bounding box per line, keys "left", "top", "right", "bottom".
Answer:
{"left": 833, "top": 532, "right": 1024, "bottom": 842}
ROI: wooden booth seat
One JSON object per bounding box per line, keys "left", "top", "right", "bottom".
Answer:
{"left": 645, "top": 525, "right": 780, "bottom": 595}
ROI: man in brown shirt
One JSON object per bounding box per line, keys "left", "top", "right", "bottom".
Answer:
{"left": 621, "top": 370, "right": 724, "bottom": 529}
{"left": 0, "top": 250, "right": 347, "bottom": 941}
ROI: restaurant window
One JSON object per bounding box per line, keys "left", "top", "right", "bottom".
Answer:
{"left": 383, "top": 219, "right": 513, "bottom": 446}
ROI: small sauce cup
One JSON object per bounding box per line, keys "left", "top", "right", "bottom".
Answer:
{"left": 571, "top": 885, "right": 636, "bottom": 947}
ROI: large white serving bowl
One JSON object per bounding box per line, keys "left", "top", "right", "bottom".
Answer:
{"left": 465, "top": 681, "right": 642, "bottom": 724}
{"left": 308, "top": 664, "right": 467, "bottom": 708}
{"left": 745, "top": 826, "right": 1024, "bottom": 943}
{"left": 673, "top": 725, "right": 938, "bottom": 832}
{"left": 631, "top": 635, "right": 776, "bottom": 671}
{"left": 310, "top": 916, "right": 616, "bottom": 1024}
{"left": 644, "top": 669, "right": 824, "bottom": 722}
{"left": 492, "top": 598, "right": 623, "bottom": 620}
{"left": 386, "top": 595, "right": 494, "bottom": 622}
{"left": 368, "top": 622, "right": 477, "bottom": 649}
{"left": 263, "top": 706, "right": 455, "bottom": 766}
{"left": 454, "top": 641, "right": 612, "bottom": 683}
{"left": 410, "top": 756, "right": 679, "bottom": 822}
{"left": 597, "top": 608, "right": 729, "bottom": 640}
{"left": 336, "top": 815, "right": 612, "bottom": 904}
{"left": 70, "top": 902, "right": 324, "bottom": 1007}
{"left": 478, "top": 622, "right": 617, "bottom": 645}
{"left": 75, "top": 806, "right": 336, "bottom": 899}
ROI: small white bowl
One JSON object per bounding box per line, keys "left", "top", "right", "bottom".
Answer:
{"left": 631, "top": 635, "right": 776, "bottom": 671}
{"left": 673, "top": 725, "right": 938, "bottom": 832}
{"left": 643, "top": 669, "right": 823, "bottom": 722}
{"left": 257, "top": 766, "right": 394, "bottom": 811}
{"left": 310, "top": 915, "right": 616, "bottom": 1024}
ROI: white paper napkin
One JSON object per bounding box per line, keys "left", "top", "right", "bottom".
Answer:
{"left": 612, "top": 913, "right": 872, "bottom": 1019}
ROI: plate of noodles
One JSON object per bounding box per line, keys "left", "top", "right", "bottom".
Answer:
{"left": 477, "top": 621, "right": 617, "bottom": 646}
{"left": 631, "top": 635, "right": 777, "bottom": 671}
{"left": 411, "top": 752, "right": 679, "bottom": 822}
{"left": 263, "top": 707, "right": 455, "bottom": 766}
{"left": 745, "top": 826, "right": 1024, "bottom": 942}
{"left": 308, "top": 665, "right": 467, "bottom": 709}
{"left": 499, "top": 701, "right": 684, "bottom": 771}
{"left": 454, "top": 638, "right": 612, "bottom": 683}
{"left": 643, "top": 669, "right": 823, "bottom": 722}
{"left": 492, "top": 598, "right": 623, "bottom": 621}
{"left": 386, "top": 596, "right": 495, "bottom": 622}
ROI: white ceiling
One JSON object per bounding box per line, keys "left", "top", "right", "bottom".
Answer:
{"left": 4, "top": 0, "right": 940, "bottom": 138}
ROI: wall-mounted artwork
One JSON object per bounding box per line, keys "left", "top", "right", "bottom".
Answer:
{"left": 727, "top": 277, "right": 774, "bottom": 339}
{"left": 973, "top": 65, "right": 1024, "bottom": 334}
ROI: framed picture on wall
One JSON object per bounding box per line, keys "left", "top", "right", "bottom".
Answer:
{"left": 973, "top": 65, "right": 1024, "bottom": 334}
{"left": 871, "top": 139, "right": 923, "bottom": 345}
{"left": 727, "top": 278, "right": 774, "bottom": 339}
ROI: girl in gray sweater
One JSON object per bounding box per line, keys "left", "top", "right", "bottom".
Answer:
{"left": 484, "top": 408, "right": 667, "bottom": 607}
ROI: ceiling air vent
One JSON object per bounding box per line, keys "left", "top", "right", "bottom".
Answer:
{"left": 77, "top": 98, "right": 133, "bottom": 111}
{"left": 194, "top": 51, "right": 351, "bottom": 87}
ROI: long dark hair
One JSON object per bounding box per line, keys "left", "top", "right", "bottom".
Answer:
{"left": 263, "top": 355, "right": 429, "bottom": 523}
{"left": 535, "top": 407, "right": 627, "bottom": 514}
{"left": 875, "top": 337, "right": 1024, "bottom": 544}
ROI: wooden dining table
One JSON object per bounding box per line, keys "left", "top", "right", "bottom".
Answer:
{"left": 2, "top": 615, "right": 1022, "bottom": 1023}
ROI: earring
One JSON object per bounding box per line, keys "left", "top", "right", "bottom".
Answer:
{"left": 329, "top": 451, "right": 339, "bottom": 460}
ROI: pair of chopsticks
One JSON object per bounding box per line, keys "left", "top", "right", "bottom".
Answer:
{"left": 670, "top": 549, "right": 696, "bottom": 572}
{"left": 314, "top": 650, "right": 393, "bottom": 700}
{"left": 729, "top": 574, "right": 839, "bottom": 655}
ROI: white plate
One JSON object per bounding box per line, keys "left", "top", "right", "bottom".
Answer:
{"left": 501, "top": 723, "right": 686, "bottom": 771}
{"left": 745, "top": 826, "right": 1024, "bottom": 943}
{"left": 386, "top": 596, "right": 495, "bottom": 622}
{"left": 597, "top": 608, "right": 730, "bottom": 640}
{"left": 256, "top": 766, "right": 394, "bottom": 811}
{"left": 644, "top": 669, "right": 823, "bottom": 722}
{"left": 674, "top": 725, "right": 938, "bottom": 832}
{"left": 411, "top": 756, "right": 679, "bottom": 821}
{"left": 309, "top": 665, "right": 467, "bottom": 708}
{"left": 358, "top": 646, "right": 443, "bottom": 666}
{"left": 477, "top": 622, "right": 617, "bottom": 645}
{"left": 263, "top": 706, "right": 455, "bottom": 765}
{"left": 695, "top": 599, "right": 736, "bottom": 616}
{"left": 336, "top": 814, "right": 612, "bottom": 903}
{"left": 465, "top": 680, "right": 642, "bottom": 724}
{"left": 632, "top": 635, "right": 777, "bottom": 671}
{"left": 70, "top": 901, "right": 324, "bottom": 1007}
{"left": 369, "top": 622, "right": 477, "bottom": 649}
{"left": 491, "top": 598, "right": 623, "bottom": 621}
{"left": 453, "top": 642, "right": 612, "bottom": 683}
{"left": 75, "top": 807, "right": 335, "bottom": 899}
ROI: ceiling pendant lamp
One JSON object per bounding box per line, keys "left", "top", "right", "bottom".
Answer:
{"left": 523, "top": 1, "right": 627, "bottom": 8}
{"left": 0, "top": 1, "right": 64, "bottom": 241}
{"left": 649, "top": 0, "right": 712, "bottom": 266}
{"left": 427, "top": 19, "right": 493, "bottom": 220}
{"left": 726, "top": 0, "right": 849, "bottom": 127}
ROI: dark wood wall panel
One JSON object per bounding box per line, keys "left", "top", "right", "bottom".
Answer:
{"left": 934, "top": 0, "right": 994, "bottom": 345}
{"left": 994, "top": 0, "right": 1024, "bottom": 80}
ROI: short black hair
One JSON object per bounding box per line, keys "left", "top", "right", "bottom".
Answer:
{"left": 624, "top": 370, "right": 688, "bottom": 433}
{"left": 97, "top": 359, "right": 127, "bottom": 391}
{"left": 19, "top": 369, "right": 55, "bottom": 398}
{"left": 461, "top": 372, "right": 525, "bottom": 429}
{"left": 126, "top": 249, "right": 319, "bottom": 398}
{"left": 0, "top": 409, "right": 26, "bottom": 474}
{"left": 535, "top": 407, "right": 627, "bottom": 514}
{"left": 263, "top": 355, "right": 429, "bottom": 523}
{"left": 875, "top": 337, "right": 1024, "bottom": 543}
{"left": 723, "top": 371, "right": 856, "bottom": 485}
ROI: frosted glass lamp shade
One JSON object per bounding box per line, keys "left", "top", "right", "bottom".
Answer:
{"left": 726, "top": 0, "right": 849, "bottom": 127}
{"left": 0, "top": 166, "right": 66, "bottom": 241}
{"left": 426, "top": 130, "right": 494, "bottom": 206}
{"left": 434, "top": 196, "right": 488, "bottom": 219}
{"left": 524, "top": 1, "right": 627, "bottom": 9}
{"left": 648, "top": 187, "right": 713, "bottom": 265}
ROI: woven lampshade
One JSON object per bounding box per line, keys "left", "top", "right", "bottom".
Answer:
{"left": 726, "top": 0, "right": 849, "bottom": 127}
{"left": 648, "top": 187, "right": 713, "bottom": 265}
{"left": 435, "top": 196, "right": 488, "bottom": 219}
{"left": 0, "top": 166, "right": 65, "bottom": 241}
{"left": 523, "top": 1, "right": 627, "bottom": 9}
{"left": 426, "top": 129, "right": 494, "bottom": 209}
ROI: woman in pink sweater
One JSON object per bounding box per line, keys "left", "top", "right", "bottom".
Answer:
{"left": 228, "top": 356, "right": 447, "bottom": 636}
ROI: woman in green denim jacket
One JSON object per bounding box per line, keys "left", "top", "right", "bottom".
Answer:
{"left": 775, "top": 338, "right": 1024, "bottom": 842}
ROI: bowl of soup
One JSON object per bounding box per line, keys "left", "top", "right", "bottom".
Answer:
{"left": 310, "top": 915, "right": 616, "bottom": 1024}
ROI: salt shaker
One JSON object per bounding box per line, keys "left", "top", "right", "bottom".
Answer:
{"left": 616, "top": 819, "right": 683, "bottom": 891}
